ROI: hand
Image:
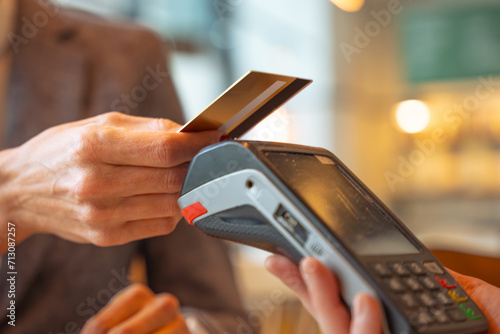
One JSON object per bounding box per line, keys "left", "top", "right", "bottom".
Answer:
{"left": 448, "top": 269, "right": 500, "bottom": 334}
{"left": 0, "top": 112, "right": 222, "bottom": 252}
{"left": 81, "top": 284, "right": 190, "bottom": 334}
{"left": 266, "top": 255, "right": 382, "bottom": 334}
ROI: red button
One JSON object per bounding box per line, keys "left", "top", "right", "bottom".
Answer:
{"left": 435, "top": 275, "right": 457, "bottom": 289}
{"left": 182, "top": 202, "right": 208, "bottom": 225}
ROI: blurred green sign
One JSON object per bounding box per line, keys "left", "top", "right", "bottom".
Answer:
{"left": 400, "top": 2, "right": 500, "bottom": 82}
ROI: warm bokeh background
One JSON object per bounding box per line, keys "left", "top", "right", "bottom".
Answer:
{"left": 67, "top": 0, "right": 500, "bottom": 332}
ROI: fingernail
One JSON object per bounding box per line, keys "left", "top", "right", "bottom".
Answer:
{"left": 219, "top": 134, "right": 231, "bottom": 142}
{"left": 353, "top": 294, "right": 368, "bottom": 320}
{"left": 264, "top": 256, "right": 273, "bottom": 269}
{"left": 300, "top": 257, "right": 317, "bottom": 275}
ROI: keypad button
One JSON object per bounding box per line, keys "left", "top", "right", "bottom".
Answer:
{"left": 420, "top": 276, "right": 440, "bottom": 290}
{"left": 400, "top": 293, "right": 419, "bottom": 308}
{"left": 448, "top": 308, "right": 467, "bottom": 322}
{"left": 406, "top": 262, "right": 426, "bottom": 275}
{"left": 434, "top": 291, "right": 454, "bottom": 306}
{"left": 448, "top": 289, "right": 468, "bottom": 303}
{"left": 423, "top": 261, "right": 444, "bottom": 274}
{"left": 410, "top": 309, "right": 435, "bottom": 327}
{"left": 405, "top": 277, "right": 423, "bottom": 292}
{"left": 459, "top": 302, "right": 483, "bottom": 320}
{"left": 418, "top": 292, "right": 437, "bottom": 307}
{"left": 390, "top": 262, "right": 410, "bottom": 276}
{"left": 432, "top": 309, "right": 449, "bottom": 324}
{"left": 387, "top": 277, "right": 406, "bottom": 292}
{"left": 372, "top": 263, "right": 392, "bottom": 277}
{"left": 435, "top": 275, "right": 457, "bottom": 289}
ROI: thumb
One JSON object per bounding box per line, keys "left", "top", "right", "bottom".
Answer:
{"left": 350, "top": 293, "right": 383, "bottom": 334}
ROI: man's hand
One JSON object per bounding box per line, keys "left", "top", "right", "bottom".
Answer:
{"left": 0, "top": 112, "right": 222, "bottom": 252}
{"left": 266, "top": 255, "right": 382, "bottom": 334}
{"left": 82, "top": 284, "right": 190, "bottom": 334}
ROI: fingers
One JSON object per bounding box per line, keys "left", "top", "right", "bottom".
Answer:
{"left": 265, "top": 255, "right": 308, "bottom": 302}
{"left": 83, "top": 284, "right": 185, "bottom": 334}
{"left": 116, "top": 193, "right": 181, "bottom": 221}
{"left": 79, "top": 124, "right": 222, "bottom": 168}
{"left": 447, "top": 268, "right": 484, "bottom": 293}
{"left": 54, "top": 192, "right": 184, "bottom": 246}
{"left": 447, "top": 268, "right": 500, "bottom": 334}
{"left": 90, "top": 164, "right": 189, "bottom": 197}
{"left": 447, "top": 269, "right": 487, "bottom": 307}
{"left": 84, "top": 216, "right": 182, "bottom": 247}
{"left": 120, "top": 217, "right": 183, "bottom": 244}
{"left": 266, "top": 256, "right": 383, "bottom": 334}
{"left": 350, "top": 293, "right": 383, "bottom": 334}
{"left": 74, "top": 192, "right": 181, "bottom": 227}
{"left": 109, "top": 293, "right": 181, "bottom": 334}
{"left": 81, "top": 111, "right": 182, "bottom": 132}
{"left": 82, "top": 284, "right": 154, "bottom": 334}
{"left": 299, "top": 257, "right": 351, "bottom": 333}
{"left": 62, "top": 164, "right": 189, "bottom": 201}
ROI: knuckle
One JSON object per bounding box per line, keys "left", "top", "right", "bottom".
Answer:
{"left": 155, "top": 293, "right": 179, "bottom": 313}
{"left": 148, "top": 136, "right": 182, "bottom": 165}
{"left": 153, "top": 118, "right": 170, "bottom": 131}
{"left": 75, "top": 195, "right": 119, "bottom": 224}
{"left": 78, "top": 202, "right": 98, "bottom": 222}
{"left": 86, "top": 229, "right": 105, "bottom": 246}
{"left": 98, "top": 111, "right": 125, "bottom": 124}
{"left": 72, "top": 170, "right": 100, "bottom": 201}
{"left": 283, "top": 272, "right": 303, "bottom": 291}
{"left": 157, "top": 218, "right": 178, "bottom": 235}
{"left": 75, "top": 124, "right": 102, "bottom": 161}
{"left": 161, "top": 169, "right": 185, "bottom": 192}
{"left": 160, "top": 195, "right": 181, "bottom": 215}
{"left": 86, "top": 228, "right": 118, "bottom": 247}
{"left": 147, "top": 137, "right": 170, "bottom": 165}
{"left": 78, "top": 203, "right": 123, "bottom": 246}
{"left": 78, "top": 202, "right": 103, "bottom": 223}
{"left": 126, "top": 284, "right": 152, "bottom": 300}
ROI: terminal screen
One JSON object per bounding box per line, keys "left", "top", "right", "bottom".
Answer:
{"left": 264, "top": 152, "right": 420, "bottom": 256}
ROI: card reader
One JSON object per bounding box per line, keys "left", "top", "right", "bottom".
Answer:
{"left": 178, "top": 140, "right": 489, "bottom": 334}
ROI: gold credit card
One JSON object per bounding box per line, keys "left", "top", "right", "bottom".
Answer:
{"left": 179, "top": 71, "right": 312, "bottom": 138}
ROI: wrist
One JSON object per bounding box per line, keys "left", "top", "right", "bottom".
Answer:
{"left": 0, "top": 147, "right": 36, "bottom": 253}
{"left": 0, "top": 148, "right": 17, "bottom": 221}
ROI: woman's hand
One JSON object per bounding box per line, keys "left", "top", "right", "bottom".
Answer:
{"left": 448, "top": 269, "right": 500, "bottom": 334}
{"left": 266, "top": 255, "right": 382, "bottom": 334}
{"left": 267, "top": 255, "right": 500, "bottom": 334}
{"left": 81, "top": 284, "right": 190, "bottom": 334}
{"left": 0, "top": 112, "right": 222, "bottom": 252}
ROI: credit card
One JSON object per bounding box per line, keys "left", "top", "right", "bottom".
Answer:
{"left": 178, "top": 71, "right": 312, "bottom": 139}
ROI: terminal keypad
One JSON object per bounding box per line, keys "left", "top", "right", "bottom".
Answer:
{"left": 370, "top": 260, "right": 483, "bottom": 330}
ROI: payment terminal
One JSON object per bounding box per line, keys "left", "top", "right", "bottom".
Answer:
{"left": 178, "top": 140, "right": 489, "bottom": 334}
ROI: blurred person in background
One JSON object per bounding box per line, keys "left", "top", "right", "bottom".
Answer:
{"left": 0, "top": 0, "right": 244, "bottom": 332}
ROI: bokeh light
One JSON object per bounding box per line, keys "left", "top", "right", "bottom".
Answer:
{"left": 395, "top": 99, "right": 431, "bottom": 134}
{"left": 328, "top": 0, "right": 365, "bottom": 12}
